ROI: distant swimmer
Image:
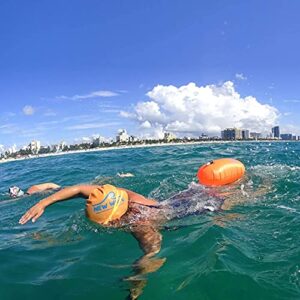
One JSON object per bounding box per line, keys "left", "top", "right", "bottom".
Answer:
{"left": 9, "top": 183, "right": 61, "bottom": 198}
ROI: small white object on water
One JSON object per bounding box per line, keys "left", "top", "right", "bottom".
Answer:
{"left": 204, "top": 205, "right": 215, "bottom": 212}
{"left": 117, "top": 172, "right": 135, "bottom": 178}
{"left": 241, "top": 184, "right": 249, "bottom": 197}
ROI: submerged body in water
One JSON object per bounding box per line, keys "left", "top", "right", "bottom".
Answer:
{"left": 18, "top": 178, "right": 261, "bottom": 299}
{"left": 113, "top": 182, "right": 226, "bottom": 228}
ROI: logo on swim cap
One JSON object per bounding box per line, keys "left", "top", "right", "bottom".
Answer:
{"left": 86, "top": 184, "right": 128, "bottom": 224}
{"left": 92, "top": 191, "right": 126, "bottom": 213}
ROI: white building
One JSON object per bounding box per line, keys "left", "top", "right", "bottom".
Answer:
{"left": 116, "top": 130, "right": 129, "bottom": 143}
{"left": 60, "top": 141, "right": 67, "bottom": 149}
{"left": 164, "top": 132, "right": 176, "bottom": 142}
{"left": 200, "top": 133, "right": 209, "bottom": 140}
{"left": 51, "top": 141, "right": 67, "bottom": 152}
{"left": 221, "top": 128, "right": 243, "bottom": 140}
{"left": 250, "top": 132, "right": 261, "bottom": 140}
{"left": 242, "top": 130, "right": 250, "bottom": 139}
{"left": 28, "top": 140, "right": 41, "bottom": 154}
{"left": 93, "top": 136, "right": 105, "bottom": 147}
{"left": 128, "top": 135, "right": 138, "bottom": 142}
{"left": 6, "top": 144, "right": 17, "bottom": 155}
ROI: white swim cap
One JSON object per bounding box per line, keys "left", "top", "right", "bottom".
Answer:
{"left": 9, "top": 186, "right": 25, "bottom": 198}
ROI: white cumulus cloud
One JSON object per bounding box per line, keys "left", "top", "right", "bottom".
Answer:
{"left": 23, "top": 105, "right": 35, "bottom": 115}
{"left": 121, "top": 81, "right": 279, "bottom": 138}
{"left": 140, "top": 120, "right": 152, "bottom": 129}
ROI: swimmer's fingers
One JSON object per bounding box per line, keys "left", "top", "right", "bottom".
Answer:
{"left": 19, "top": 210, "right": 32, "bottom": 224}
{"left": 19, "top": 203, "right": 44, "bottom": 225}
{"left": 19, "top": 208, "right": 35, "bottom": 224}
{"left": 32, "top": 209, "right": 44, "bottom": 223}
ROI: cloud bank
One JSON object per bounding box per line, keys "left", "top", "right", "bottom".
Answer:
{"left": 121, "top": 81, "right": 279, "bottom": 138}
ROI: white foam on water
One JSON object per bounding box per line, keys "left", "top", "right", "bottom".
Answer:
{"left": 276, "top": 205, "right": 298, "bottom": 213}
{"left": 252, "top": 164, "right": 300, "bottom": 172}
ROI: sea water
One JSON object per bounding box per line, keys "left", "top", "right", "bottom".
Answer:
{"left": 0, "top": 142, "right": 300, "bottom": 300}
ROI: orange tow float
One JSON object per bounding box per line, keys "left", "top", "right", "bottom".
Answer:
{"left": 197, "top": 158, "right": 245, "bottom": 186}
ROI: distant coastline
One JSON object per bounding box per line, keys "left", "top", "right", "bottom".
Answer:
{"left": 0, "top": 139, "right": 298, "bottom": 165}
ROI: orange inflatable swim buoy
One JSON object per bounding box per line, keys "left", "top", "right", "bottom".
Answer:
{"left": 197, "top": 158, "right": 245, "bottom": 186}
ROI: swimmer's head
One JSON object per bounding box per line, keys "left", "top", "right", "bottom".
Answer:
{"left": 9, "top": 186, "right": 25, "bottom": 198}
{"left": 85, "top": 184, "right": 128, "bottom": 225}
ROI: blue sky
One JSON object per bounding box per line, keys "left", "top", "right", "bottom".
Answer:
{"left": 1, "top": 0, "right": 300, "bottom": 148}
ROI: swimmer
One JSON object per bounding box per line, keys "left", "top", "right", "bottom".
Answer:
{"left": 18, "top": 181, "right": 267, "bottom": 299}
{"left": 9, "top": 182, "right": 61, "bottom": 198}
{"left": 19, "top": 183, "right": 164, "bottom": 299}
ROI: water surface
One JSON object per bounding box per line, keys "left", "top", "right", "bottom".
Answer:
{"left": 1, "top": 142, "right": 300, "bottom": 299}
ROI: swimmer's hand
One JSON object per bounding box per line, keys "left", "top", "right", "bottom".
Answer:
{"left": 19, "top": 201, "right": 45, "bottom": 225}
{"left": 136, "top": 256, "right": 166, "bottom": 274}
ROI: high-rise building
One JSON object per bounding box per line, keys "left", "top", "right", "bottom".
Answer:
{"left": 116, "top": 129, "right": 129, "bottom": 143}
{"left": 92, "top": 136, "right": 105, "bottom": 147}
{"left": 280, "top": 134, "right": 292, "bottom": 140}
{"left": 272, "top": 126, "right": 280, "bottom": 139}
{"left": 28, "top": 140, "right": 41, "bottom": 154}
{"left": 221, "top": 128, "right": 242, "bottom": 140}
{"left": 242, "top": 130, "right": 250, "bottom": 139}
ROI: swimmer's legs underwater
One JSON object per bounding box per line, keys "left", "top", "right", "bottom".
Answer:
{"left": 124, "top": 178, "right": 272, "bottom": 299}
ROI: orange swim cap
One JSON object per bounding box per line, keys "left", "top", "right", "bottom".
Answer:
{"left": 86, "top": 184, "right": 128, "bottom": 224}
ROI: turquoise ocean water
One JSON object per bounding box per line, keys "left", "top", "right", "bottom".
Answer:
{"left": 1, "top": 142, "right": 300, "bottom": 300}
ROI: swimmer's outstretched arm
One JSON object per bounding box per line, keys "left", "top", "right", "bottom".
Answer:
{"left": 19, "top": 185, "right": 100, "bottom": 225}
{"left": 26, "top": 182, "right": 61, "bottom": 195}
{"left": 19, "top": 185, "right": 158, "bottom": 224}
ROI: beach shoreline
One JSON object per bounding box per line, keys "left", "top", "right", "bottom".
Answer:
{"left": 0, "top": 139, "right": 296, "bottom": 165}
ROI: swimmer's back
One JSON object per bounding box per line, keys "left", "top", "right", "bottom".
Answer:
{"left": 160, "top": 183, "right": 224, "bottom": 220}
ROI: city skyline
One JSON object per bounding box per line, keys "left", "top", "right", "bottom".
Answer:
{"left": 2, "top": 124, "right": 300, "bottom": 156}
{"left": 1, "top": 1, "right": 300, "bottom": 148}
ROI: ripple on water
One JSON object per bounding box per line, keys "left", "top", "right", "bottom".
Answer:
{"left": 1, "top": 142, "right": 300, "bottom": 299}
